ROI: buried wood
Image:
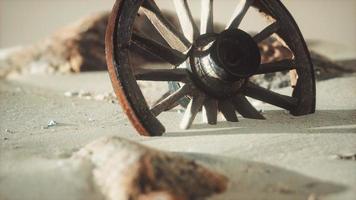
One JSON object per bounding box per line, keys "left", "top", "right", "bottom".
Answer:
{"left": 0, "top": 10, "right": 351, "bottom": 81}
{"left": 73, "top": 136, "right": 228, "bottom": 200}
{"left": 104, "top": 0, "right": 317, "bottom": 136}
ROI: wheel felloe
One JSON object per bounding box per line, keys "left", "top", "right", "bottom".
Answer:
{"left": 106, "top": 0, "right": 316, "bottom": 136}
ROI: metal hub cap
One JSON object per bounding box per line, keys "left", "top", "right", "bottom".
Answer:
{"left": 106, "top": 0, "right": 316, "bottom": 136}
{"left": 211, "top": 29, "right": 261, "bottom": 79}
{"left": 189, "top": 29, "right": 261, "bottom": 98}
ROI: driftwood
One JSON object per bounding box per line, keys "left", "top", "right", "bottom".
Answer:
{"left": 0, "top": 11, "right": 175, "bottom": 78}
{"left": 0, "top": 12, "right": 109, "bottom": 77}
{"left": 0, "top": 11, "right": 353, "bottom": 87}
{"left": 73, "top": 136, "right": 228, "bottom": 200}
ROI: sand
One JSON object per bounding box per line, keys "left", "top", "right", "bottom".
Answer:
{"left": 0, "top": 70, "right": 355, "bottom": 200}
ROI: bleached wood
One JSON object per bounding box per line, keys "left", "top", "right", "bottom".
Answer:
{"left": 289, "top": 69, "right": 298, "bottom": 87}
{"left": 200, "top": 0, "right": 214, "bottom": 34}
{"left": 226, "top": 0, "right": 254, "bottom": 29}
{"left": 253, "top": 22, "right": 280, "bottom": 43}
{"left": 141, "top": 0, "right": 191, "bottom": 52}
{"left": 151, "top": 84, "right": 191, "bottom": 116}
{"left": 132, "top": 33, "right": 187, "bottom": 66}
{"left": 180, "top": 93, "right": 206, "bottom": 129}
{"left": 173, "top": 0, "right": 199, "bottom": 43}
{"left": 74, "top": 136, "right": 228, "bottom": 200}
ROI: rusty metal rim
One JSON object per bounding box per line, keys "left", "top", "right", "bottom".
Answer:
{"left": 257, "top": 0, "right": 316, "bottom": 115}
{"left": 106, "top": 0, "right": 165, "bottom": 136}
{"left": 106, "top": 0, "right": 316, "bottom": 136}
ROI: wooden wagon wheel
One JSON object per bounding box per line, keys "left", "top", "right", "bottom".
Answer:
{"left": 106, "top": 0, "right": 316, "bottom": 136}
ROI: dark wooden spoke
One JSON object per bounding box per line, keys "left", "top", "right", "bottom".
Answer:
{"left": 180, "top": 93, "right": 206, "bottom": 129}
{"left": 105, "top": 0, "right": 317, "bottom": 135}
{"left": 218, "top": 100, "right": 239, "bottom": 122}
{"left": 141, "top": 0, "right": 191, "bottom": 52}
{"left": 151, "top": 84, "right": 191, "bottom": 116}
{"left": 135, "top": 68, "right": 189, "bottom": 82}
{"left": 231, "top": 95, "right": 265, "bottom": 119}
{"left": 201, "top": 0, "right": 214, "bottom": 34}
{"left": 152, "top": 91, "right": 170, "bottom": 106}
{"left": 253, "top": 22, "right": 280, "bottom": 43}
{"left": 227, "top": 0, "right": 254, "bottom": 29}
{"left": 173, "top": 0, "right": 199, "bottom": 43}
{"left": 202, "top": 97, "right": 218, "bottom": 125}
{"left": 256, "top": 59, "right": 296, "bottom": 74}
{"left": 243, "top": 82, "right": 298, "bottom": 111}
{"left": 132, "top": 33, "right": 187, "bottom": 66}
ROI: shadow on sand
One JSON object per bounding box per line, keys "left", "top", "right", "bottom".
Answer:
{"left": 167, "top": 110, "right": 356, "bottom": 137}
{"left": 179, "top": 152, "right": 346, "bottom": 200}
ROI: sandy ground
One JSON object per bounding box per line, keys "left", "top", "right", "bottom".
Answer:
{"left": 0, "top": 69, "right": 355, "bottom": 200}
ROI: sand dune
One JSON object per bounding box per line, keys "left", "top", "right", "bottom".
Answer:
{"left": 0, "top": 71, "right": 355, "bottom": 200}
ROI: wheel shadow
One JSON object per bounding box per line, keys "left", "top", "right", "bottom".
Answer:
{"left": 179, "top": 152, "right": 347, "bottom": 200}
{"left": 166, "top": 110, "right": 356, "bottom": 136}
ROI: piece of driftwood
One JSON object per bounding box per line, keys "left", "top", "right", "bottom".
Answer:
{"left": 252, "top": 37, "right": 355, "bottom": 89}
{"left": 0, "top": 12, "right": 109, "bottom": 77}
{"left": 0, "top": 11, "right": 175, "bottom": 78}
{"left": 73, "top": 136, "right": 228, "bottom": 200}
{"left": 0, "top": 10, "right": 352, "bottom": 82}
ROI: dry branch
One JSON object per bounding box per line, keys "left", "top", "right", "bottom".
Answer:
{"left": 73, "top": 137, "right": 228, "bottom": 200}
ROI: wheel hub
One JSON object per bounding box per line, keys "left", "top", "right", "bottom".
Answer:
{"left": 189, "top": 29, "right": 261, "bottom": 98}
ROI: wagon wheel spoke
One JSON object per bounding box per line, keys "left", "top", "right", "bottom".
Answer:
{"left": 253, "top": 22, "right": 280, "bottom": 43}
{"left": 151, "top": 84, "right": 192, "bottom": 116}
{"left": 180, "top": 93, "right": 206, "bottom": 129}
{"left": 200, "top": 0, "right": 214, "bottom": 34}
{"left": 227, "top": 0, "right": 255, "bottom": 29}
{"left": 202, "top": 97, "right": 218, "bottom": 124}
{"left": 243, "top": 82, "right": 298, "bottom": 111}
{"left": 256, "top": 59, "right": 296, "bottom": 74}
{"left": 132, "top": 33, "right": 188, "bottom": 66}
{"left": 135, "top": 68, "right": 189, "bottom": 82}
{"left": 152, "top": 91, "right": 171, "bottom": 107}
{"left": 141, "top": 0, "right": 191, "bottom": 52}
{"left": 218, "top": 100, "right": 239, "bottom": 122}
{"left": 231, "top": 95, "right": 265, "bottom": 119}
{"left": 173, "top": 0, "right": 199, "bottom": 43}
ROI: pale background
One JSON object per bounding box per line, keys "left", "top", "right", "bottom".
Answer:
{"left": 0, "top": 0, "right": 355, "bottom": 51}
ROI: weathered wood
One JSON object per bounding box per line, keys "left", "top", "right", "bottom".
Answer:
{"left": 135, "top": 68, "right": 188, "bottom": 82}
{"left": 244, "top": 82, "right": 298, "bottom": 111}
{"left": 180, "top": 93, "right": 206, "bottom": 129}
{"left": 106, "top": 0, "right": 166, "bottom": 136}
{"left": 151, "top": 83, "right": 191, "bottom": 116}
{"left": 253, "top": 22, "right": 280, "bottom": 43}
{"left": 0, "top": 12, "right": 110, "bottom": 77}
{"left": 231, "top": 95, "right": 265, "bottom": 119}
{"left": 173, "top": 0, "right": 199, "bottom": 43}
{"left": 200, "top": 0, "right": 214, "bottom": 34}
{"left": 289, "top": 69, "right": 298, "bottom": 87}
{"left": 105, "top": 0, "right": 318, "bottom": 134}
{"left": 141, "top": 0, "right": 191, "bottom": 52}
{"left": 227, "top": 0, "right": 254, "bottom": 29}
{"left": 1, "top": 11, "right": 347, "bottom": 80}
{"left": 256, "top": 59, "right": 296, "bottom": 74}
{"left": 74, "top": 136, "right": 228, "bottom": 200}
{"left": 131, "top": 33, "right": 187, "bottom": 66}
{"left": 218, "top": 100, "right": 239, "bottom": 122}
{"left": 202, "top": 97, "right": 218, "bottom": 124}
